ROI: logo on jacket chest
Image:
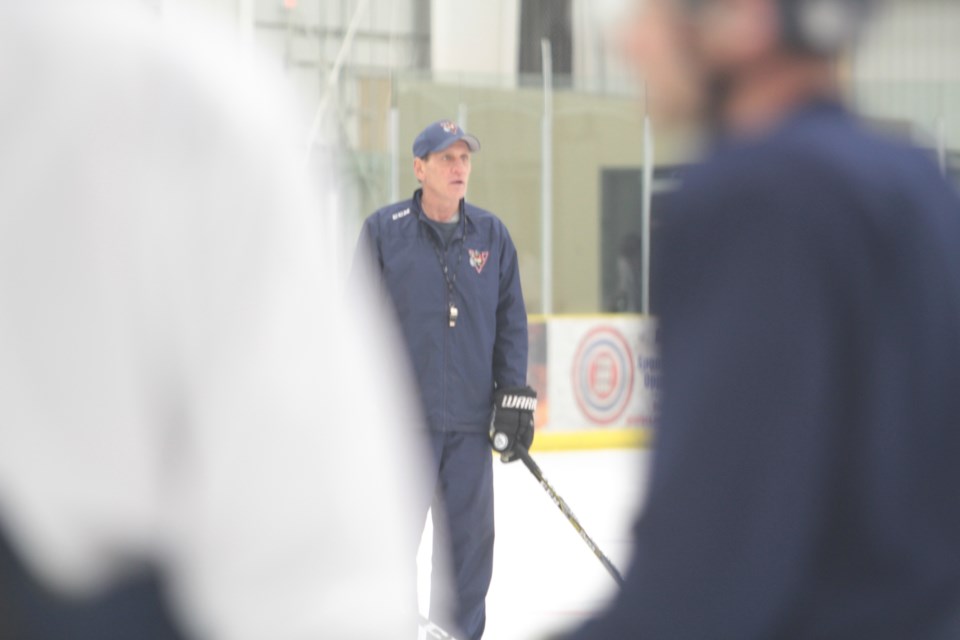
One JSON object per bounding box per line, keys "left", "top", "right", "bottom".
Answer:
{"left": 468, "top": 249, "right": 490, "bottom": 274}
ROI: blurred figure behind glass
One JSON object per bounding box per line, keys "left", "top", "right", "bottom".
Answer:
{"left": 0, "top": 3, "right": 424, "bottom": 639}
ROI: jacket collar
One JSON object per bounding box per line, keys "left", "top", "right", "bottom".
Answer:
{"left": 412, "top": 188, "right": 473, "bottom": 227}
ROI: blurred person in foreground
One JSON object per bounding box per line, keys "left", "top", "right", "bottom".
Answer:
{"left": 557, "top": 0, "right": 960, "bottom": 638}
{"left": 0, "top": 3, "right": 424, "bottom": 639}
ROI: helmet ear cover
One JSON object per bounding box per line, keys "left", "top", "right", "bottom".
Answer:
{"left": 779, "top": 0, "right": 871, "bottom": 55}
{"left": 681, "top": 0, "right": 872, "bottom": 56}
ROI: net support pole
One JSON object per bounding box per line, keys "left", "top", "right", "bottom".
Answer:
{"left": 540, "top": 38, "right": 554, "bottom": 315}
{"left": 389, "top": 104, "right": 400, "bottom": 203}
{"left": 641, "top": 113, "right": 654, "bottom": 315}
{"left": 937, "top": 85, "right": 947, "bottom": 177}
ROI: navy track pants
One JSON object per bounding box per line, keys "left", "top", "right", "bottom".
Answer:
{"left": 420, "top": 431, "right": 495, "bottom": 640}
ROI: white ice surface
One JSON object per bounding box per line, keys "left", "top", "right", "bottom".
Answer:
{"left": 418, "top": 448, "right": 652, "bottom": 639}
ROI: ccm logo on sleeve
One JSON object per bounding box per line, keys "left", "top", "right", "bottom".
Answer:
{"left": 500, "top": 395, "right": 537, "bottom": 411}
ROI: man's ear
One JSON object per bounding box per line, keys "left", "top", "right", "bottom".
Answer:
{"left": 413, "top": 156, "right": 425, "bottom": 182}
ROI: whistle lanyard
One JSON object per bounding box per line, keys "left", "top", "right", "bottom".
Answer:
{"left": 425, "top": 208, "right": 465, "bottom": 328}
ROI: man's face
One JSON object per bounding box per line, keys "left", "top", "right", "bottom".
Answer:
{"left": 619, "top": 0, "right": 780, "bottom": 123}
{"left": 414, "top": 140, "right": 472, "bottom": 203}
{"left": 620, "top": 0, "right": 705, "bottom": 122}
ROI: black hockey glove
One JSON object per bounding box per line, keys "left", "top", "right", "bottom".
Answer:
{"left": 489, "top": 386, "right": 537, "bottom": 463}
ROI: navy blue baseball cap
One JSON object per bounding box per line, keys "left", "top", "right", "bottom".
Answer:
{"left": 412, "top": 120, "right": 481, "bottom": 158}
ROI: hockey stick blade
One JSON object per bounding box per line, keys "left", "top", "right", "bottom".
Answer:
{"left": 517, "top": 447, "right": 625, "bottom": 587}
{"left": 419, "top": 613, "right": 460, "bottom": 640}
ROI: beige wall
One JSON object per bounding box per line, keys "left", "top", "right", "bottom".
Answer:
{"left": 852, "top": 0, "right": 960, "bottom": 148}
{"left": 391, "top": 81, "right": 690, "bottom": 313}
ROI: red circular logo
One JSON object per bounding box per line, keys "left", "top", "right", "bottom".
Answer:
{"left": 571, "top": 326, "right": 635, "bottom": 425}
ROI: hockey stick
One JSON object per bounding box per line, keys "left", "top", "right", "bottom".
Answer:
{"left": 516, "top": 448, "right": 625, "bottom": 587}
{"left": 418, "top": 613, "right": 460, "bottom": 640}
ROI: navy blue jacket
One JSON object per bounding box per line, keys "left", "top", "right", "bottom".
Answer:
{"left": 571, "top": 102, "right": 960, "bottom": 639}
{"left": 357, "top": 190, "right": 528, "bottom": 433}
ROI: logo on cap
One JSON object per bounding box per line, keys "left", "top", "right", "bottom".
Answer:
{"left": 413, "top": 119, "right": 480, "bottom": 158}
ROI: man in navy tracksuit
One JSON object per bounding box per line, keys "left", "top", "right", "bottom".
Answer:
{"left": 560, "top": 0, "right": 960, "bottom": 639}
{"left": 355, "top": 121, "right": 530, "bottom": 639}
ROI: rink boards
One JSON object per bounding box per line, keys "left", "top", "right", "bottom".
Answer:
{"left": 526, "top": 314, "right": 658, "bottom": 451}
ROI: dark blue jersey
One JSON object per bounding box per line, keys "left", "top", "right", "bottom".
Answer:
{"left": 572, "top": 101, "right": 960, "bottom": 639}
{"left": 356, "top": 189, "right": 528, "bottom": 433}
